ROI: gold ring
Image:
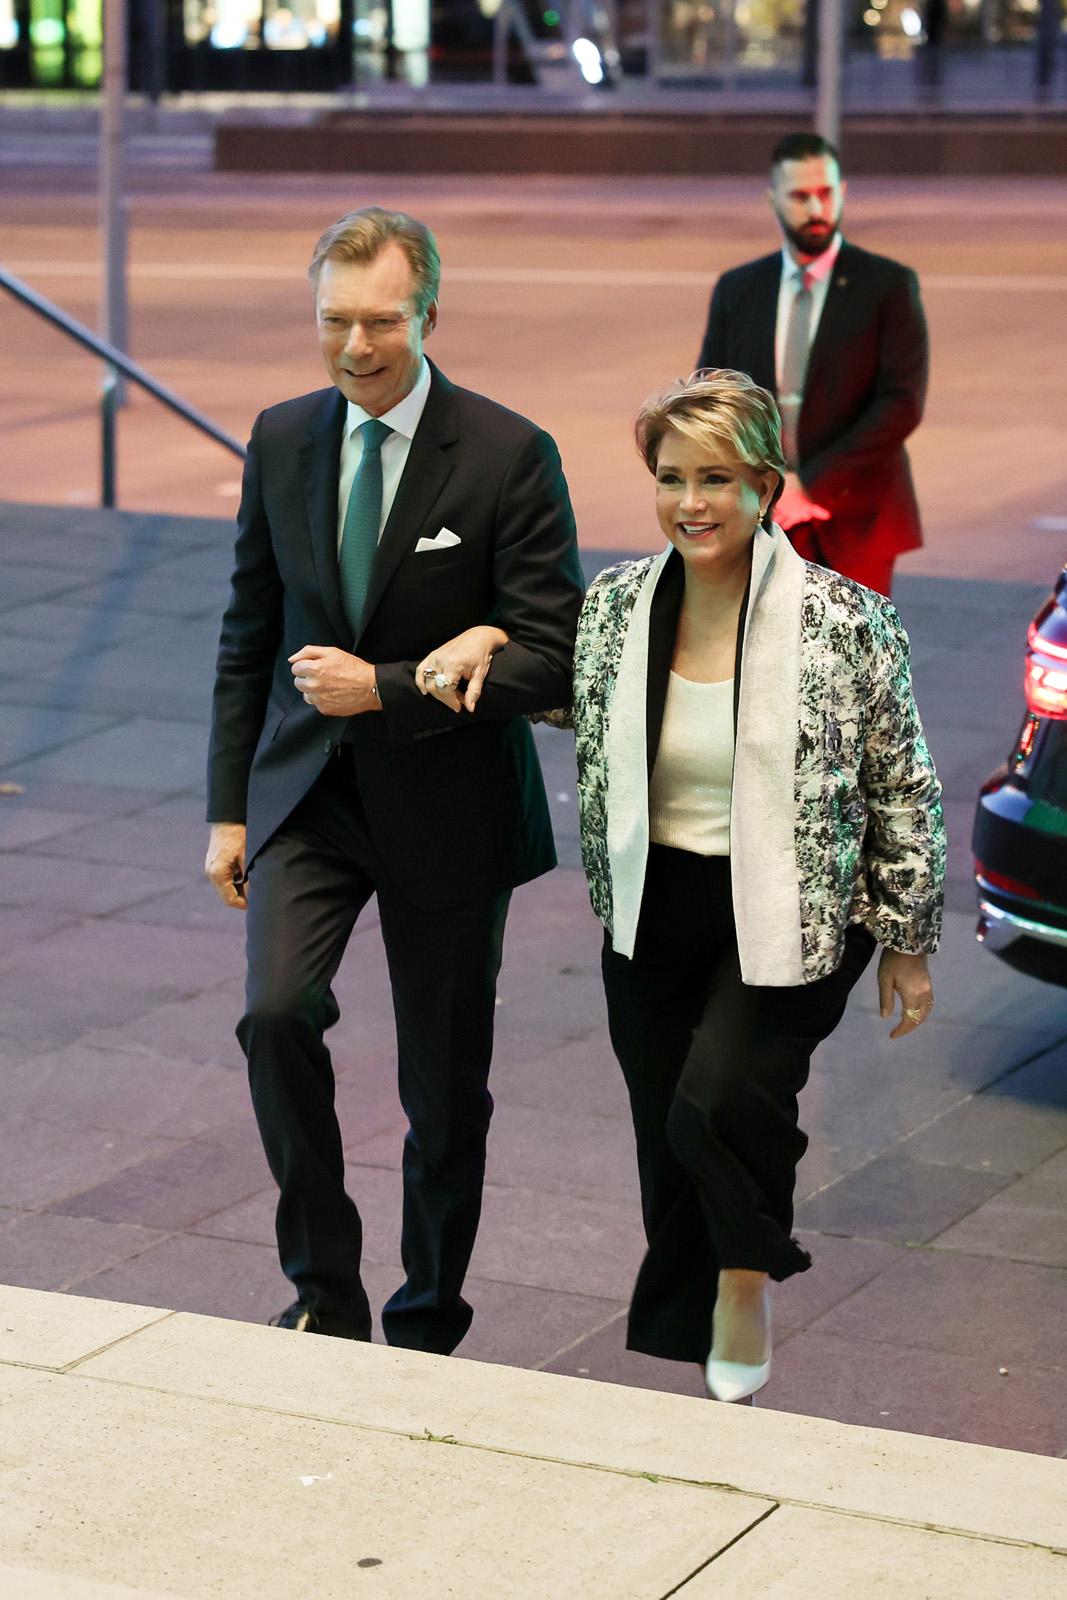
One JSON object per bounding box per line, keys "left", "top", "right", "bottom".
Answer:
{"left": 905, "top": 1007, "right": 923, "bottom": 1022}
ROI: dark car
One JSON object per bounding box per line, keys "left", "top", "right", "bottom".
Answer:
{"left": 973, "top": 562, "right": 1067, "bottom": 986}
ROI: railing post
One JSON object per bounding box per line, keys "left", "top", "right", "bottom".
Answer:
{"left": 1035, "top": 0, "right": 1059, "bottom": 98}
{"left": 816, "top": 0, "right": 844, "bottom": 153}
{"left": 101, "top": 368, "right": 118, "bottom": 509}
{"left": 100, "top": 0, "right": 129, "bottom": 459}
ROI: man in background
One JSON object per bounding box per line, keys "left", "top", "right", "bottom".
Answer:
{"left": 697, "top": 131, "right": 928, "bottom": 596}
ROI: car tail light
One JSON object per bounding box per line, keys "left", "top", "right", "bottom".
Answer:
{"left": 1028, "top": 620, "right": 1067, "bottom": 661}
{"left": 974, "top": 859, "right": 1041, "bottom": 901}
{"left": 1025, "top": 660, "right": 1067, "bottom": 719}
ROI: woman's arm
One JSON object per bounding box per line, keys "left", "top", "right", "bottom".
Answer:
{"left": 859, "top": 603, "right": 946, "bottom": 957}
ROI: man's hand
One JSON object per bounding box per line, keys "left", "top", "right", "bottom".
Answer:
{"left": 289, "top": 645, "right": 381, "bottom": 717}
{"left": 205, "top": 822, "right": 248, "bottom": 911}
{"left": 878, "top": 948, "right": 934, "bottom": 1040}
{"left": 775, "top": 471, "right": 831, "bottom": 531}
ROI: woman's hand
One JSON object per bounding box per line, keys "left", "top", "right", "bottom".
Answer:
{"left": 877, "top": 949, "right": 934, "bottom": 1040}
{"left": 415, "top": 626, "right": 509, "bottom": 713}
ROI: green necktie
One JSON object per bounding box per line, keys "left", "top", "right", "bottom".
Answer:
{"left": 339, "top": 417, "right": 392, "bottom": 639}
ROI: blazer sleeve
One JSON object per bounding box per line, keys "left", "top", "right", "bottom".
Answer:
{"left": 858, "top": 602, "right": 945, "bottom": 954}
{"left": 802, "top": 266, "right": 929, "bottom": 503}
{"left": 205, "top": 413, "right": 284, "bottom": 822}
{"left": 375, "top": 427, "right": 584, "bottom": 743}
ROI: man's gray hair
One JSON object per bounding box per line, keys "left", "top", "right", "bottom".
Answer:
{"left": 308, "top": 207, "right": 441, "bottom": 316}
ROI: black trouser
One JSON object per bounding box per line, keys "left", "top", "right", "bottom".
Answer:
{"left": 601, "top": 844, "right": 874, "bottom": 1365}
{"left": 238, "top": 753, "right": 510, "bottom": 1355}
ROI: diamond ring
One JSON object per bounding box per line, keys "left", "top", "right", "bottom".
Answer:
{"left": 433, "top": 672, "right": 451, "bottom": 691}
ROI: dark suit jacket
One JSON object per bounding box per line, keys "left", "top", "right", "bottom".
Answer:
{"left": 206, "top": 362, "right": 584, "bottom": 910}
{"left": 696, "top": 241, "right": 928, "bottom": 565}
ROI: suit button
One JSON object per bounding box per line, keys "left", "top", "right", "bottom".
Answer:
{"left": 323, "top": 739, "right": 333, "bottom": 754}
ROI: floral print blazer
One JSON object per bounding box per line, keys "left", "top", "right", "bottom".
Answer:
{"left": 567, "top": 526, "right": 945, "bottom": 986}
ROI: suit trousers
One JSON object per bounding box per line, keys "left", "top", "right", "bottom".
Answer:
{"left": 238, "top": 750, "right": 510, "bottom": 1355}
{"left": 601, "top": 844, "right": 874, "bottom": 1365}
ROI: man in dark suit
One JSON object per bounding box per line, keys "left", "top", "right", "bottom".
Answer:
{"left": 696, "top": 132, "right": 928, "bottom": 596}
{"left": 205, "top": 207, "right": 583, "bottom": 1354}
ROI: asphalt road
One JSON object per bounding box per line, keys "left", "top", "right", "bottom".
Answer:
{"left": 2, "top": 150, "right": 1066, "bottom": 585}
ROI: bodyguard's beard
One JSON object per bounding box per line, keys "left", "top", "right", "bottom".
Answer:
{"left": 780, "top": 209, "right": 843, "bottom": 259}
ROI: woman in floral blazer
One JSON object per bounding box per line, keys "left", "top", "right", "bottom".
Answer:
{"left": 417, "top": 370, "right": 945, "bottom": 1406}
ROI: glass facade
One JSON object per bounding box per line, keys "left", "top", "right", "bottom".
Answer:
{"left": 0, "top": 0, "right": 1060, "bottom": 91}
{"left": 649, "top": 0, "right": 1065, "bottom": 80}
{"left": 654, "top": 0, "right": 806, "bottom": 78}
{"left": 179, "top": 0, "right": 342, "bottom": 51}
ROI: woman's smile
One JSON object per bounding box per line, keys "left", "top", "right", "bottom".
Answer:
{"left": 655, "top": 428, "right": 776, "bottom": 575}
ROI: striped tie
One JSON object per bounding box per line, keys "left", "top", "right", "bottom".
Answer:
{"left": 779, "top": 268, "right": 812, "bottom": 470}
{"left": 338, "top": 417, "right": 392, "bottom": 640}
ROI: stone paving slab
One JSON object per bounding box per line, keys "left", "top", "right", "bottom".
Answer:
{"left": 67, "top": 1231, "right": 298, "bottom": 1326}
{"left": 0, "top": 1210, "right": 169, "bottom": 1293}
{"left": 0, "top": 1287, "right": 169, "bottom": 1370}
{"left": 0, "top": 703, "right": 119, "bottom": 764}
{"left": 50, "top": 1127, "right": 275, "bottom": 1232}
{"left": 794, "top": 1148, "right": 1010, "bottom": 1244}
{"left": 0, "top": 1041, "right": 252, "bottom": 1140}
{"left": 4, "top": 598, "right": 164, "bottom": 645}
{"left": 906, "top": 1053, "right": 1067, "bottom": 1178}
{"left": 764, "top": 1327, "right": 1067, "bottom": 1456}
{"left": 0, "top": 1118, "right": 175, "bottom": 1212}
{"left": 809, "top": 1248, "right": 1067, "bottom": 1370}
{"left": 1, "top": 716, "right": 210, "bottom": 791}
{"left": 932, "top": 1148, "right": 1067, "bottom": 1268}
{"left": 680, "top": 1502, "right": 1067, "bottom": 1599}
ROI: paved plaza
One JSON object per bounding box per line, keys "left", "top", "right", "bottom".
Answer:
{"left": 0, "top": 158, "right": 1066, "bottom": 1463}
{"left": 0, "top": 498, "right": 1065, "bottom": 1458}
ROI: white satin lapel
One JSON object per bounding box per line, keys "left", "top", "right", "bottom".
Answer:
{"left": 731, "top": 526, "right": 806, "bottom": 985}
{"left": 605, "top": 549, "right": 673, "bottom": 959}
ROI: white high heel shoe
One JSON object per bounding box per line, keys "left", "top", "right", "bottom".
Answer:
{"left": 706, "top": 1275, "right": 772, "bottom": 1403}
{"left": 704, "top": 1355, "right": 771, "bottom": 1404}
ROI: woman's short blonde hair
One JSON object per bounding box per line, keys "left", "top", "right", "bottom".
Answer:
{"left": 635, "top": 369, "right": 786, "bottom": 522}
{"left": 308, "top": 207, "right": 440, "bottom": 317}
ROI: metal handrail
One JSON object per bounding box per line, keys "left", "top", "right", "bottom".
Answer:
{"left": 0, "top": 265, "right": 246, "bottom": 510}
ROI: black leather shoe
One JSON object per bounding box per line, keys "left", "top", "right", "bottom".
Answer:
{"left": 269, "top": 1300, "right": 368, "bottom": 1340}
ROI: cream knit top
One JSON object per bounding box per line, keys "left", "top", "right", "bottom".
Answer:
{"left": 648, "top": 673, "right": 734, "bottom": 856}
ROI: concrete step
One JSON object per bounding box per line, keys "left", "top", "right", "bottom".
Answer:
{"left": 0, "top": 1283, "right": 1064, "bottom": 1597}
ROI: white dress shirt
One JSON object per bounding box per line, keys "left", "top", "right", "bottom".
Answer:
{"left": 336, "top": 356, "right": 432, "bottom": 550}
{"left": 774, "top": 233, "right": 843, "bottom": 390}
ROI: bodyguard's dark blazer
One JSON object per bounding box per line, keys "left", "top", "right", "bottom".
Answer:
{"left": 697, "top": 241, "right": 928, "bottom": 566}
{"left": 206, "top": 362, "right": 584, "bottom": 910}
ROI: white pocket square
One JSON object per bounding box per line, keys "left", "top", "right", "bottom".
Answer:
{"left": 414, "top": 528, "right": 462, "bottom": 553}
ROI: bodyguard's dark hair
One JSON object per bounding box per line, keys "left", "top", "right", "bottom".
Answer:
{"left": 770, "top": 132, "right": 840, "bottom": 171}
